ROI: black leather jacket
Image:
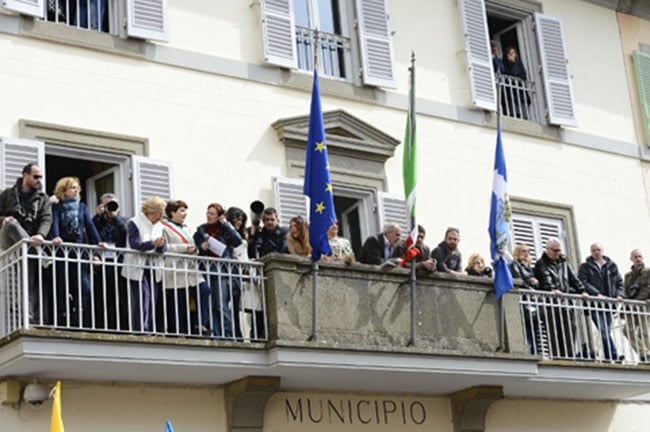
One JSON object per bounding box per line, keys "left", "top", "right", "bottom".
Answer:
{"left": 534, "top": 252, "right": 584, "bottom": 293}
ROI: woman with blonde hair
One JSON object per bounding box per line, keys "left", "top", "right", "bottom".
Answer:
{"left": 50, "top": 176, "right": 104, "bottom": 327}
{"left": 286, "top": 215, "right": 311, "bottom": 257}
{"left": 510, "top": 244, "right": 538, "bottom": 289}
{"left": 122, "top": 196, "right": 167, "bottom": 332}
{"left": 465, "top": 253, "right": 493, "bottom": 278}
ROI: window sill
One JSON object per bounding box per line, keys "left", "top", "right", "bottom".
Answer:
{"left": 19, "top": 16, "right": 147, "bottom": 57}
{"left": 486, "top": 112, "right": 562, "bottom": 141}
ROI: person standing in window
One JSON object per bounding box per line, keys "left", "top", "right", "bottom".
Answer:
{"left": 322, "top": 220, "right": 355, "bottom": 264}
{"left": 50, "top": 177, "right": 105, "bottom": 328}
{"left": 502, "top": 46, "right": 530, "bottom": 120}
{"left": 92, "top": 193, "right": 128, "bottom": 330}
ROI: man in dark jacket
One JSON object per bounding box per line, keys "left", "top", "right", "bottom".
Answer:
{"left": 624, "top": 249, "right": 650, "bottom": 362}
{"left": 431, "top": 227, "right": 463, "bottom": 274}
{"left": 534, "top": 238, "right": 584, "bottom": 358}
{"left": 358, "top": 223, "right": 402, "bottom": 265}
{"left": 0, "top": 163, "right": 52, "bottom": 249}
{"left": 392, "top": 224, "right": 436, "bottom": 272}
{"left": 0, "top": 163, "right": 52, "bottom": 324}
{"left": 578, "top": 243, "right": 624, "bottom": 362}
{"left": 248, "top": 207, "right": 288, "bottom": 259}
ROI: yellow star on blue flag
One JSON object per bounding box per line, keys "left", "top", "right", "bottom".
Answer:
{"left": 303, "top": 70, "right": 336, "bottom": 261}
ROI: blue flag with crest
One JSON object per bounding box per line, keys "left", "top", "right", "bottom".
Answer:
{"left": 303, "top": 70, "right": 336, "bottom": 261}
{"left": 488, "top": 126, "right": 513, "bottom": 299}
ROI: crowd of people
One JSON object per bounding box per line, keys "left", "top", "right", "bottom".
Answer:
{"left": 1, "top": 163, "right": 650, "bottom": 358}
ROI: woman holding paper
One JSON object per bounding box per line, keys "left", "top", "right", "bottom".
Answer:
{"left": 161, "top": 200, "right": 210, "bottom": 335}
{"left": 193, "top": 203, "right": 242, "bottom": 339}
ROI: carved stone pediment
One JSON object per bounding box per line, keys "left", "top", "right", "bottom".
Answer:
{"left": 273, "top": 110, "right": 400, "bottom": 163}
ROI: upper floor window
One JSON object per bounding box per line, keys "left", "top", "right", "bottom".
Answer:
{"left": 293, "top": 0, "right": 350, "bottom": 79}
{"left": 2, "top": 0, "right": 168, "bottom": 42}
{"left": 259, "top": 0, "right": 396, "bottom": 88}
{"left": 457, "top": 0, "right": 577, "bottom": 127}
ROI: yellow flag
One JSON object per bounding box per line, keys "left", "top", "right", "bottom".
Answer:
{"left": 50, "top": 381, "right": 64, "bottom": 432}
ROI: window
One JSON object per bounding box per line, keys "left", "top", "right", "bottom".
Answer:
{"left": 1, "top": 123, "right": 172, "bottom": 217}
{"left": 2, "top": 0, "right": 168, "bottom": 42}
{"left": 457, "top": 0, "right": 577, "bottom": 126}
{"left": 259, "top": 0, "right": 396, "bottom": 88}
{"left": 510, "top": 197, "right": 579, "bottom": 268}
{"left": 272, "top": 110, "right": 404, "bottom": 256}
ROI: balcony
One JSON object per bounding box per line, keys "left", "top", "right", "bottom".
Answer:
{"left": 1, "top": 242, "right": 650, "bottom": 401}
{"left": 496, "top": 74, "right": 539, "bottom": 122}
{"left": 295, "top": 26, "right": 350, "bottom": 80}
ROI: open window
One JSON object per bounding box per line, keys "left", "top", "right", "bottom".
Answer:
{"left": 458, "top": 0, "right": 577, "bottom": 126}
{"left": 259, "top": 0, "right": 396, "bottom": 87}
{"left": 1, "top": 0, "right": 169, "bottom": 41}
{"left": 3, "top": 122, "right": 172, "bottom": 219}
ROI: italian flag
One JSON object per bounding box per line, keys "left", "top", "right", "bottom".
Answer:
{"left": 401, "top": 75, "right": 420, "bottom": 267}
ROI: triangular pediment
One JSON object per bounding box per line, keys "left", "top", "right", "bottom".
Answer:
{"left": 273, "top": 110, "right": 400, "bottom": 162}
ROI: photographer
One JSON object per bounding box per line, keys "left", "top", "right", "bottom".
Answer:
{"left": 92, "top": 193, "right": 128, "bottom": 330}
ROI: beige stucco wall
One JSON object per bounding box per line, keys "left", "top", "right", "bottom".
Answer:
{"left": 0, "top": 382, "right": 225, "bottom": 431}
{"left": 487, "top": 398, "right": 650, "bottom": 432}
{"left": 0, "top": 0, "right": 647, "bottom": 264}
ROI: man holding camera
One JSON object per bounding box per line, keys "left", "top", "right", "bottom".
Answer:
{"left": 624, "top": 249, "right": 650, "bottom": 361}
{"left": 92, "top": 193, "right": 128, "bottom": 330}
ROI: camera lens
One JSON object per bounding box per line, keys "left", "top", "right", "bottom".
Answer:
{"left": 105, "top": 201, "right": 119, "bottom": 212}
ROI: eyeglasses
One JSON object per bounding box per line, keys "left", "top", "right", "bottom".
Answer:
{"left": 550, "top": 248, "right": 562, "bottom": 253}
{"left": 32, "top": 175, "right": 43, "bottom": 179}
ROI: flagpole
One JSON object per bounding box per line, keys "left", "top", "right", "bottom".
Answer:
{"left": 311, "top": 28, "right": 321, "bottom": 342}
{"left": 408, "top": 52, "right": 417, "bottom": 347}
{"left": 496, "top": 72, "right": 506, "bottom": 353}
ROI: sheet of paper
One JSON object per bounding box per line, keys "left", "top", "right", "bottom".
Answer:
{"left": 208, "top": 237, "right": 227, "bottom": 257}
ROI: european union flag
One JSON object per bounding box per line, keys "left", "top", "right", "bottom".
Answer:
{"left": 304, "top": 70, "right": 336, "bottom": 261}
{"left": 488, "top": 125, "right": 513, "bottom": 299}
{"left": 165, "top": 420, "right": 174, "bottom": 432}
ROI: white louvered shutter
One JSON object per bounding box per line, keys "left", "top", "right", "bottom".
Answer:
{"left": 535, "top": 13, "right": 577, "bottom": 127}
{"left": 512, "top": 213, "right": 565, "bottom": 262}
{"left": 457, "top": 0, "right": 496, "bottom": 111}
{"left": 633, "top": 51, "right": 650, "bottom": 146}
{"left": 0, "top": 138, "right": 45, "bottom": 190}
{"left": 377, "top": 192, "right": 408, "bottom": 240}
{"left": 259, "top": 0, "right": 297, "bottom": 69}
{"left": 126, "top": 0, "right": 168, "bottom": 42}
{"left": 2, "top": 0, "right": 44, "bottom": 18}
{"left": 131, "top": 156, "right": 173, "bottom": 210}
{"left": 355, "top": 0, "right": 396, "bottom": 88}
{"left": 271, "top": 177, "right": 308, "bottom": 227}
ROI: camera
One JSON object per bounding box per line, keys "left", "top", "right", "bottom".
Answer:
{"left": 250, "top": 200, "right": 264, "bottom": 226}
{"left": 105, "top": 200, "right": 119, "bottom": 212}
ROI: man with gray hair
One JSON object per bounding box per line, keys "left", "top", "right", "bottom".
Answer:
{"left": 624, "top": 249, "right": 650, "bottom": 362}
{"left": 534, "top": 238, "right": 584, "bottom": 358}
{"left": 358, "top": 223, "right": 402, "bottom": 265}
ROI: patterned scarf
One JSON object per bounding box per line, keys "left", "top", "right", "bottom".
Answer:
{"left": 61, "top": 198, "right": 80, "bottom": 238}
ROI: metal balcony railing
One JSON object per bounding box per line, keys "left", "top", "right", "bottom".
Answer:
{"left": 519, "top": 290, "right": 650, "bottom": 364}
{"left": 0, "top": 240, "right": 267, "bottom": 342}
{"left": 295, "top": 26, "right": 350, "bottom": 80}
{"left": 45, "top": 0, "right": 109, "bottom": 32}
{"left": 496, "top": 74, "right": 538, "bottom": 122}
